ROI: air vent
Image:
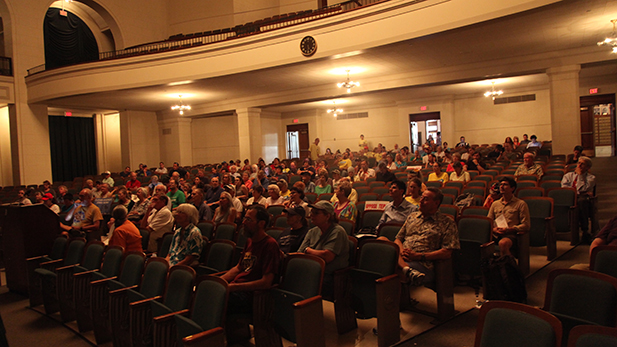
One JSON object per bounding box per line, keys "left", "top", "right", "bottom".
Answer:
{"left": 162, "top": 128, "right": 172, "bottom": 135}
{"left": 494, "top": 94, "right": 536, "bottom": 105}
{"left": 336, "top": 112, "right": 369, "bottom": 120}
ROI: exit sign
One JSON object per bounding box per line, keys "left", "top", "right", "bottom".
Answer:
{"left": 293, "top": 119, "right": 299, "bottom": 123}
{"left": 420, "top": 106, "right": 428, "bottom": 111}
{"left": 589, "top": 88, "right": 599, "bottom": 94}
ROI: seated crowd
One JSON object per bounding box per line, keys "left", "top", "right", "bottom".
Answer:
{"left": 12, "top": 133, "right": 604, "bottom": 345}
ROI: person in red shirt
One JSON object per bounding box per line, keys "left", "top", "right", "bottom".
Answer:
{"left": 125, "top": 172, "right": 141, "bottom": 193}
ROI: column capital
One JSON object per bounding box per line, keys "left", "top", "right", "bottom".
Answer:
{"left": 546, "top": 65, "right": 581, "bottom": 76}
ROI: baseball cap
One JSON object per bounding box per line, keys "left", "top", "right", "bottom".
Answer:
{"left": 308, "top": 200, "right": 334, "bottom": 215}
{"left": 102, "top": 171, "right": 111, "bottom": 175}
{"left": 42, "top": 193, "right": 54, "bottom": 201}
{"left": 282, "top": 206, "right": 306, "bottom": 218}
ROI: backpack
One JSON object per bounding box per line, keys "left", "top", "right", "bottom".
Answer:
{"left": 481, "top": 254, "right": 527, "bottom": 303}
{"left": 455, "top": 192, "right": 475, "bottom": 209}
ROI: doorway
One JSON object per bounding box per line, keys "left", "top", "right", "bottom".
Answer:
{"left": 580, "top": 94, "right": 616, "bottom": 157}
{"left": 286, "top": 123, "right": 309, "bottom": 160}
{"left": 409, "top": 112, "right": 441, "bottom": 152}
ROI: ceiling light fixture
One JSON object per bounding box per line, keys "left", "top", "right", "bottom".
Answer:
{"left": 484, "top": 81, "right": 503, "bottom": 100}
{"left": 327, "top": 101, "right": 343, "bottom": 116}
{"left": 337, "top": 70, "right": 360, "bottom": 93}
{"left": 597, "top": 19, "right": 617, "bottom": 54}
{"left": 171, "top": 95, "right": 191, "bottom": 115}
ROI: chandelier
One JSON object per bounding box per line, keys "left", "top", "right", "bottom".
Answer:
{"left": 337, "top": 70, "right": 360, "bottom": 93}
{"left": 484, "top": 81, "right": 503, "bottom": 100}
{"left": 327, "top": 101, "right": 343, "bottom": 116}
{"left": 171, "top": 95, "right": 191, "bottom": 115}
{"left": 597, "top": 19, "right": 617, "bottom": 54}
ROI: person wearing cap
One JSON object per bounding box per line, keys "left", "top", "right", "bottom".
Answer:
{"left": 395, "top": 187, "right": 460, "bottom": 285}
{"left": 42, "top": 180, "right": 57, "bottom": 199}
{"left": 378, "top": 180, "right": 417, "bottom": 228}
{"left": 101, "top": 171, "right": 115, "bottom": 187}
{"left": 298, "top": 200, "right": 349, "bottom": 297}
{"left": 526, "top": 134, "right": 542, "bottom": 149}
{"left": 265, "top": 184, "right": 285, "bottom": 207}
{"left": 278, "top": 206, "right": 309, "bottom": 254}
{"left": 41, "top": 192, "right": 61, "bottom": 214}
{"left": 167, "top": 204, "right": 204, "bottom": 266}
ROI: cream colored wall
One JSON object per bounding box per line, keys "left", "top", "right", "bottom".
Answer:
{"left": 191, "top": 115, "right": 240, "bottom": 164}
{"left": 118, "top": 110, "right": 160, "bottom": 170}
{"left": 167, "top": 0, "right": 316, "bottom": 35}
{"left": 0, "top": 106, "right": 13, "bottom": 186}
{"left": 167, "top": 0, "right": 234, "bottom": 36}
{"left": 260, "top": 112, "right": 283, "bottom": 162}
{"left": 453, "top": 89, "right": 552, "bottom": 145}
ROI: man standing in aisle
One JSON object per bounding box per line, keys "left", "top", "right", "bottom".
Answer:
{"left": 309, "top": 138, "right": 321, "bottom": 162}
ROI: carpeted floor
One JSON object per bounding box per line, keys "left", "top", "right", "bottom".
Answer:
{"left": 1, "top": 156, "right": 615, "bottom": 347}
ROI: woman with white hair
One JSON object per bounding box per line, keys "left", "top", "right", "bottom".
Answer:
{"left": 167, "top": 203, "right": 204, "bottom": 266}
{"left": 213, "top": 192, "right": 237, "bottom": 224}
{"left": 265, "top": 184, "right": 285, "bottom": 207}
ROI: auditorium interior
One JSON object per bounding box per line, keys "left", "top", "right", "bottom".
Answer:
{"left": 0, "top": 0, "right": 616, "bottom": 346}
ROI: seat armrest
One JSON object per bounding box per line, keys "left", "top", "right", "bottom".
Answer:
{"left": 153, "top": 308, "right": 189, "bottom": 322}
{"left": 109, "top": 284, "right": 138, "bottom": 295}
{"left": 183, "top": 327, "right": 225, "bottom": 347}
{"left": 91, "top": 275, "right": 117, "bottom": 286}
{"left": 129, "top": 295, "right": 163, "bottom": 308}
{"left": 40, "top": 258, "right": 64, "bottom": 271}
{"left": 74, "top": 269, "right": 99, "bottom": 278}
{"left": 26, "top": 254, "right": 50, "bottom": 262}
{"left": 56, "top": 264, "right": 77, "bottom": 273}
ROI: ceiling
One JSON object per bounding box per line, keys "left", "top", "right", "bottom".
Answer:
{"left": 46, "top": 0, "right": 617, "bottom": 117}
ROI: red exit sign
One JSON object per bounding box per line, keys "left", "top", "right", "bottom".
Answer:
{"left": 420, "top": 106, "right": 428, "bottom": 111}
{"left": 293, "top": 119, "right": 299, "bottom": 123}
{"left": 589, "top": 88, "right": 599, "bottom": 94}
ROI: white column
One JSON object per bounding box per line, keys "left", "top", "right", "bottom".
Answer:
{"left": 547, "top": 65, "right": 581, "bottom": 156}
{"left": 236, "top": 108, "right": 262, "bottom": 162}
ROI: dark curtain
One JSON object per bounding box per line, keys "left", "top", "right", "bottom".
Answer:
{"left": 49, "top": 116, "right": 97, "bottom": 182}
{"left": 44, "top": 8, "right": 99, "bottom": 70}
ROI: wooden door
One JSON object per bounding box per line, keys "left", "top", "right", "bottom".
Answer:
{"left": 286, "top": 123, "right": 309, "bottom": 160}
{"left": 579, "top": 106, "right": 594, "bottom": 152}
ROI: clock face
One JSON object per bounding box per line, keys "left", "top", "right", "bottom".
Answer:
{"left": 300, "top": 36, "right": 317, "bottom": 57}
